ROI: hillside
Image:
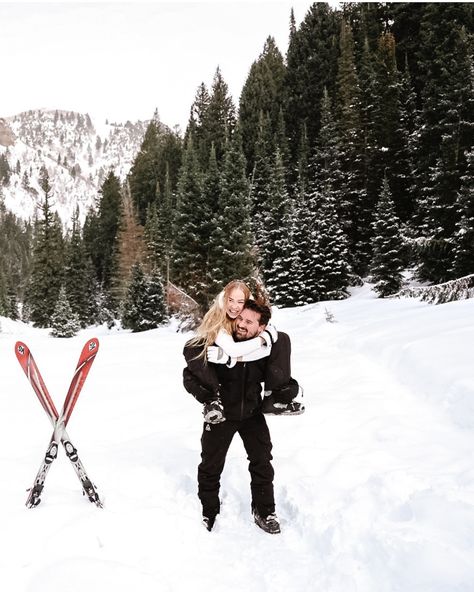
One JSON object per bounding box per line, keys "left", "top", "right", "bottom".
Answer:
{"left": 0, "top": 110, "right": 150, "bottom": 225}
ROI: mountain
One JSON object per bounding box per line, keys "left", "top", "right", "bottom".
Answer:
{"left": 0, "top": 109, "right": 150, "bottom": 225}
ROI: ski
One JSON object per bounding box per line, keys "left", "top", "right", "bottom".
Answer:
{"left": 15, "top": 339, "right": 103, "bottom": 508}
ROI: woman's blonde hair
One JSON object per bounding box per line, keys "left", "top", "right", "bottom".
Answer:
{"left": 189, "top": 280, "right": 252, "bottom": 351}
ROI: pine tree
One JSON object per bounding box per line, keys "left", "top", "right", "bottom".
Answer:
{"left": 370, "top": 177, "right": 404, "bottom": 297}
{"left": 144, "top": 163, "right": 175, "bottom": 282}
{"left": 86, "top": 171, "right": 122, "bottom": 289}
{"left": 416, "top": 135, "right": 459, "bottom": 283}
{"left": 358, "top": 36, "right": 382, "bottom": 213}
{"left": 239, "top": 36, "right": 286, "bottom": 175}
{"left": 113, "top": 184, "right": 147, "bottom": 305}
{"left": 284, "top": 3, "right": 339, "bottom": 170}
{"left": 314, "top": 192, "right": 352, "bottom": 301}
{"left": 310, "top": 88, "right": 339, "bottom": 195}
{"left": 171, "top": 136, "right": 210, "bottom": 307}
{"left": 266, "top": 196, "right": 301, "bottom": 307}
{"left": 204, "top": 68, "right": 236, "bottom": 165}
{"left": 64, "top": 208, "right": 91, "bottom": 327}
{"left": 212, "top": 126, "right": 254, "bottom": 288}
{"left": 0, "top": 153, "right": 11, "bottom": 185}
{"left": 452, "top": 150, "right": 474, "bottom": 278}
{"left": 251, "top": 112, "right": 275, "bottom": 256}
{"left": 128, "top": 120, "right": 161, "bottom": 224}
{"left": 202, "top": 144, "right": 223, "bottom": 303}
{"left": 141, "top": 267, "right": 168, "bottom": 330}
{"left": 415, "top": 4, "right": 474, "bottom": 281}
{"left": 50, "top": 286, "right": 80, "bottom": 337}
{"left": 374, "top": 32, "right": 412, "bottom": 225}
{"left": 121, "top": 262, "right": 152, "bottom": 332}
{"left": 260, "top": 149, "right": 291, "bottom": 290}
{"left": 26, "top": 167, "right": 64, "bottom": 327}
{"left": 396, "top": 54, "right": 419, "bottom": 223}
{"left": 0, "top": 195, "right": 32, "bottom": 314}
{"left": 186, "top": 82, "right": 211, "bottom": 170}
{"left": 334, "top": 17, "right": 370, "bottom": 276}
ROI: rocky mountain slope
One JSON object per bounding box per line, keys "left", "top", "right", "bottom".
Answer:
{"left": 0, "top": 110, "right": 149, "bottom": 225}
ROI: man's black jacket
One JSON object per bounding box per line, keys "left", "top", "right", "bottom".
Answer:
{"left": 183, "top": 331, "right": 299, "bottom": 421}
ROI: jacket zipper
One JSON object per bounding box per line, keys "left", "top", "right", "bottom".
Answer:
{"left": 240, "top": 363, "right": 247, "bottom": 420}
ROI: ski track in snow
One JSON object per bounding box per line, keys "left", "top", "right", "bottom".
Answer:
{"left": 1, "top": 288, "right": 474, "bottom": 592}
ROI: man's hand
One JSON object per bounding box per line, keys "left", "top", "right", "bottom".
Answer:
{"left": 203, "top": 399, "right": 226, "bottom": 424}
{"left": 260, "top": 324, "right": 278, "bottom": 346}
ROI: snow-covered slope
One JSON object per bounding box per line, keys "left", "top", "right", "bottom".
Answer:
{"left": 0, "top": 110, "right": 149, "bottom": 225}
{"left": 0, "top": 287, "right": 473, "bottom": 591}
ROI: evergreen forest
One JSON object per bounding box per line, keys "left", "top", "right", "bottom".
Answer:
{"left": 1, "top": 2, "right": 474, "bottom": 333}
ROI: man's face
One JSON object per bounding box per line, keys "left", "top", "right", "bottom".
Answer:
{"left": 234, "top": 308, "right": 265, "bottom": 341}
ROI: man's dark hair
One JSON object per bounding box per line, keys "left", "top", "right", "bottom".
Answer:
{"left": 243, "top": 299, "right": 271, "bottom": 326}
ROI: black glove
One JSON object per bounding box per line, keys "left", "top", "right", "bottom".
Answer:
{"left": 203, "top": 399, "right": 226, "bottom": 424}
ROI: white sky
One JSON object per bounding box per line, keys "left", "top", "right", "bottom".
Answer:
{"left": 0, "top": 0, "right": 330, "bottom": 131}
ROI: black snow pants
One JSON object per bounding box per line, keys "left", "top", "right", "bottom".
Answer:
{"left": 198, "top": 413, "right": 275, "bottom": 518}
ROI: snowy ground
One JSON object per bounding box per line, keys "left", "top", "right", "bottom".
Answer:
{"left": 1, "top": 285, "right": 473, "bottom": 592}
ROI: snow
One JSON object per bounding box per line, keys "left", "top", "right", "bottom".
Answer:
{"left": 1, "top": 286, "right": 474, "bottom": 591}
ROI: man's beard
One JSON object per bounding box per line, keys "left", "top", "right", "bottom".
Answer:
{"left": 234, "top": 329, "right": 247, "bottom": 341}
{"left": 234, "top": 326, "right": 257, "bottom": 341}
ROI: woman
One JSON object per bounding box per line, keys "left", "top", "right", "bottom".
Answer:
{"left": 189, "top": 279, "right": 276, "bottom": 364}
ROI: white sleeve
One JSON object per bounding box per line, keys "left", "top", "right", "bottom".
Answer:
{"left": 214, "top": 329, "right": 267, "bottom": 357}
{"left": 237, "top": 345, "right": 272, "bottom": 362}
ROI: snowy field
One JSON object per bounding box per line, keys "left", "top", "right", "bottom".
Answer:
{"left": 1, "top": 285, "right": 473, "bottom": 592}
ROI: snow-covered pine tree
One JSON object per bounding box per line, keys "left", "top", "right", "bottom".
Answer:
{"left": 84, "top": 171, "right": 122, "bottom": 291}
{"left": 64, "top": 207, "right": 91, "bottom": 327}
{"left": 128, "top": 120, "right": 161, "bottom": 225}
{"left": 334, "top": 18, "right": 370, "bottom": 276}
{"left": 284, "top": 2, "right": 339, "bottom": 176}
{"left": 211, "top": 126, "right": 254, "bottom": 288}
{"left": 204, "top": 68, "right": 237, "bottom": 166}
{"left": 0, "top": 270, "right": 8, "bottom": 317}
{"left": 144, "top": 201, "right": 162, "bottom": 270}
{"left": 26, "top": 166, "right": 65, "bottom": 327}
{"left": 95, "top": 285, "right": 116, "bottom": 328}
{"left": 185, "top": 82, "right": 211, "bottom": 170}
{"left": 370, "top": 177, "right": 404, "bottom": 297}
{"left": 141, "top": 267, "right": 168, "bottom": 330}
{"left": 202, "top": 144, "right": 223, "bottom": 305}
{"left": 264, "top": 149, "right": 300, "bottom": 305}
{"left": 396, "top": 54, "right": 419, "bottom": 223}
{"left": 313, "top": 191, "right": 351, "bottom": 301}
{"left": 144, "top": 165, "right": 175, "bottom": 279}
{"left": 121, "top": 262, "right": 148, "bottom": 332}
{"left": 50, "top": 286, "right": 80, "bottom": 337}
{"left": 415, "top": 5, "right": 474, "bottom": 282}
{"left": 171, "top": 135, "right": 210, "bottom": 308}
{"left": 239, "top": 36, "right": 286, "bottom": 175}
{"left": 250, "top": 111, "right": 273, "bottom": 254}
{"left": 452, "top": 150, "right": 474, "bottom": 277}
{"left": 266, "top": 197, "right": 301, "bottom": 307}
{"left": 415, "top": 135, "right": 458, "bottom": 283}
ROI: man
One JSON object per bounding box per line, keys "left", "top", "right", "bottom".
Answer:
{"left": 183, "top": 299, "right": 300, "bottom": 534}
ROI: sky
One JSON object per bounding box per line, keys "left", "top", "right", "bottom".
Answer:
{"left": 0, "top": 0, "right": 332, "bottom": 131}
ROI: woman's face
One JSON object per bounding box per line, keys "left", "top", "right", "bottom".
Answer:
{"left": 225, "top": 288, "right": 246, "bottom": 319}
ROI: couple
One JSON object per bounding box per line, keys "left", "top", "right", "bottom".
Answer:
{"left": 183, "top": 280, "right": 303, "bottom": 534}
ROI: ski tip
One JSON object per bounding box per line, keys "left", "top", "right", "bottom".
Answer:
{"left": 15, "top": 341, "right": 28, "bottom": 358}
{"left": 86, "top": 338, "right": 99, "bottom": 355}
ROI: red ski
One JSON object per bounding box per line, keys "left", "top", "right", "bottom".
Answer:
{"left": 15, "top": 338, "right": 102, "bottom": 508}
